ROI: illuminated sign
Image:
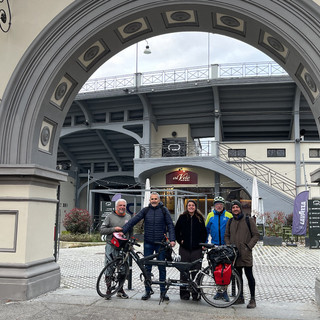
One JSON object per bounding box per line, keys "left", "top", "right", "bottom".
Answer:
{"left": 166, "top": 170, "right": 198, "bottom": 184}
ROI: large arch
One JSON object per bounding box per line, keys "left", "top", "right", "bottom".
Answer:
{"left": 1, "top": 0, "right": 320, "bottom": 301}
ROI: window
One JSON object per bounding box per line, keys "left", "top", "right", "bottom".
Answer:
{"left": 228, "top": 149, "right": 246, "bottom": 157}
{"left": 267, "top": 149, "right": 286, "bottom": 157}
{"left": 309, "top": 149, "right": 320, "bottom": 158}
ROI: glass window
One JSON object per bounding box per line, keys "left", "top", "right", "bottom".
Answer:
{"left": 309, "top": 149, "right": 320, "bottom": 158}
{"left": 228, "top": 149, "right": 246, "bottom": 157}
{"left": 267, "top": 149, "right": 286, "bottom": 157}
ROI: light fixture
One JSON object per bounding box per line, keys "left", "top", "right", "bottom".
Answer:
{"left": 144, "top": 40, "right": 151, "bottom": 54}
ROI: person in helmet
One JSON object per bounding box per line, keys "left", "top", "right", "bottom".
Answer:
{"left": 206, "top": 196, "right": 233, "bottom": 302}
{"left": 205, "top": 196, "right": 233, "bottom": 245}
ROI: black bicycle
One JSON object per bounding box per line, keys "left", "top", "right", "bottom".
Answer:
{"left": 96, "top": 234, "right": 242, "bottom": 308}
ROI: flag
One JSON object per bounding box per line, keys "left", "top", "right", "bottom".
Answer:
{"left": 292, "top": 191, "right": 309, "bottom": 235}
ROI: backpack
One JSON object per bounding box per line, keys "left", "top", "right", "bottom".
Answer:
{"left": 229, "top": 215, "right": 253, "bottom": 237}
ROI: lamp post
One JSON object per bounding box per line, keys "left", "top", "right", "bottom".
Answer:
{"left": 135, "top": 40, "right": 151, "bottom": 87}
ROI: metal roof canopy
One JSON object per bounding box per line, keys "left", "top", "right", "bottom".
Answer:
{"left": 89, "top": 188, "right": 208, "bottom": 222}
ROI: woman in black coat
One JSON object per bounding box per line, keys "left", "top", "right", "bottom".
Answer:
{"left": 175, "top": 200, "right": 207, "bottom": 300}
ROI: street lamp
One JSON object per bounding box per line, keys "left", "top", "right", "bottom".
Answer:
{"left": 135, "top": 40, "right": 152, "bottom": 87}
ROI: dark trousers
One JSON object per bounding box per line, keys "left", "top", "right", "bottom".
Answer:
{"left": 144, "top": 241, "right": 166, "bottom": 293}
{"left": 235, "top": 266, "right": 256, "bottom": 299}
{"left": 179, "top": 246, "right": 202, "bottom": 299}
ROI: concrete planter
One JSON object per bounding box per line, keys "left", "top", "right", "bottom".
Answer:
{"left": 263, "top": 236, "right": 283, "bottom": 246}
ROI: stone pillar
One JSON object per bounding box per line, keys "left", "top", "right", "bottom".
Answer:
{"left": 0, "top": 165, "right": 67, "bottom": 300}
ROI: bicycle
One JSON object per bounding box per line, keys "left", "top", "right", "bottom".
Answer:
{"left": 96, "top": 233, "right": 242, "bottom": 308}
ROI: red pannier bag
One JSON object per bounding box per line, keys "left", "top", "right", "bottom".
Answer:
{"left": 214, "top": 263, "right": 232, "bottom": 285}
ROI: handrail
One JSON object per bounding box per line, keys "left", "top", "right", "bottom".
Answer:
{"left": 137, "top": 141, "right": 296, "bottom": 198}
{"left": 79, "top": 61, "right": 288, "bottom": 94}
{"left": 218, "top": 144, "right": 296, "bottom": 198}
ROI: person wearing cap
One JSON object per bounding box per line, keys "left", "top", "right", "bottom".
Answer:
{"left": 225, "top": 200, "right": 260, "bottom": 309}
{"left": 205, "top": 196, "right": 233, "bottom": 245}
{"left": 100, "top": 198, "right": 132, "bottom": 299}
{"left": 175, "top": 200, "right": 207, "bottom": 301}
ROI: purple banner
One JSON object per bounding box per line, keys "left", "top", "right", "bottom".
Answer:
{"left": 292, "top": 191, "right": 309, "bottom": 235}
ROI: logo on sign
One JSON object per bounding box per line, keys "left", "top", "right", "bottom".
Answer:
{"left": 166, "top": 170, "right": 198, "bottom": 185}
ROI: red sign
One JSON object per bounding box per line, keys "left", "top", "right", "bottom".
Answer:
{"left": 166, "top": 170, "right": 198, "bottom": 184}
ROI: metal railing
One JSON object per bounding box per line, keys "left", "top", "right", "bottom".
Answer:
{"left": 79, "top": 61, "right": 288, "bottom": 94}
{"left": 218, "top": 144, "right": 296, "bottom": 198}
{"left": 138, "top": 141, "right": 210, "bottom": 158}
{"left": 137, "top": 141, "right": 296, "bottom": 198}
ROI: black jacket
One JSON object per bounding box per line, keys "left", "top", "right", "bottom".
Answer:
{"left": 175, "top": 213, "right": 207, "bottom": 250}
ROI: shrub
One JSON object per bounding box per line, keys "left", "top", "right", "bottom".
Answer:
{"left": 63, "top": 208, "right": 92, "bottom": 234}
{"left": 263, "top": 211, "right": 286, "bottom": 236}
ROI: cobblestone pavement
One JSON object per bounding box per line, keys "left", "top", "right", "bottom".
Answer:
{"left": 58, "top": 242, "right": 320, "bottom": 304}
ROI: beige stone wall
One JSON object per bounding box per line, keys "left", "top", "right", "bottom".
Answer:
{"left": 0, "top": 179, "right": 58, "bottom": 264}
{"left": 0, "top": 0, "right": 72, "bottom": 97}
{"left": 151, "top": 124, "right": 191, "bottom": 144}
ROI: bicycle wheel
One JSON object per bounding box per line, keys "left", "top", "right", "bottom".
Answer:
{"left": 96, "top": 257, "right": 129, "bottom": 298}
{"left": 198, "top": 266, "right": 241, "bottom": 308}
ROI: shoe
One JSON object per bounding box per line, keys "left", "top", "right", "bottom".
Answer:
{"left": 180, "top": 296, "right": 189, "bottom": 300}
{"left": 214, "top": 292, "right": 222, "bottom": 300}
{"left": 141, "top": 292, "right": 151, "bottom": 300}
{"left": 222, "top": 291, "right": 230, "bottom": 302}
{"left": 116, "top": 289, "right": 129, "bottom": 299}
{"left": 160, "top": 292, "right": 170, "bottom": 301}
{"left": 247, "top": 298, "right": 256, "bottom": 309}
{"left": 192, "top": 296, "right": 201, "bottom": 301}
{"left": 234, "top": 296, "right": 245, "bottom": 304}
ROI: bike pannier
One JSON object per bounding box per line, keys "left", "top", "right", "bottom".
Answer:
{"left": 110, "top": 232, "right": 128, "bottom": 250}
{"left": 214, "top": 263, "right": 232, "bottom": 285}
{"left": 208, "top": 245, "right": 238, "bottom": 267}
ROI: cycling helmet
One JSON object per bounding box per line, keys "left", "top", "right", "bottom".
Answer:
{"left": 213, "top": 196, "right": 225, "bottom": 205}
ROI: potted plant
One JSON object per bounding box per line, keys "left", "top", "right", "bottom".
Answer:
{"left": 262, "top": 211, "right": 286, "bottom": 246}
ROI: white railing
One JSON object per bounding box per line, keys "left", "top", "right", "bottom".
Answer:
{"left": 79, "top": 61, "right": 288, "bottom": 94}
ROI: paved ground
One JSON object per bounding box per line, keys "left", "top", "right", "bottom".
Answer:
{"left": 59, "top": 242, "right": 319, "bottom": 303}
{"left": 0, "top": 241, "right": 319, "bottom": 320}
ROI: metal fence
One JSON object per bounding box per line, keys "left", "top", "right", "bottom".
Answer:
{"left": 80, "top": 61, "right": 288, "bottom": 93}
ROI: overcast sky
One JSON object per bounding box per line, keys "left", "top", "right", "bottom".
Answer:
{"left": 90, "top": 32, "right": 273, "bottom": 79}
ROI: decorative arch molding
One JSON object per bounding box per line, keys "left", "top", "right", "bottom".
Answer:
{"left": 1, "top": 0, "right": 320, "bottom": 169}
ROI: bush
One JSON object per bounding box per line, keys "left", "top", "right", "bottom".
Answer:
{"left": 63, "top": 208, "right": 92, "bottom": 234}
{"left": 263, "top": 211, "right": 286, "bottom": 236}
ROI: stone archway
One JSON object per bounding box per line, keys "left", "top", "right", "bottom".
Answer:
{"left": 1, "top": 0, "right": 320, "bottom": 300}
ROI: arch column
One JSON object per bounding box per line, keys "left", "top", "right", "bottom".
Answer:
{"left": 0, "top": 165, "right": 66, "bottom": 300}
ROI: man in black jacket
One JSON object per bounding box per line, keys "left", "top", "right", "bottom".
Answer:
{"left": 121, "top": 192, "right": 176, "bottom": 301}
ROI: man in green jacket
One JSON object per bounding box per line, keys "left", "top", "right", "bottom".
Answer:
{"left": 224, "top": 200, "right": 260, "bottom": 309}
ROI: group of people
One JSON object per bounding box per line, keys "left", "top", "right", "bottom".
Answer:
{"left": 100, "top": 192, "right": 259, "bottom": 309}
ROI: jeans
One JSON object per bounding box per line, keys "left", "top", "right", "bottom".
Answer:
{"left": 144, "top": 241, "right": 166, "bottom": 293}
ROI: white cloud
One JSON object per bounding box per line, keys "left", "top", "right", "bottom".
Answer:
{"left": 90, "top": 32, "right": 273, "bottom": 79}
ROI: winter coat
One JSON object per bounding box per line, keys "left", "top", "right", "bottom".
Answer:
{"left": 224, "top": 215, "right": 260, "bottom": 267}
{"left": 205, "top": 209, "right": 233, "bottom": 245}
{"left": 122, "top": 202, "right": 175, "bottom": 243}
{"left": 175, "top": 213, "right": 207, "bottom": 251}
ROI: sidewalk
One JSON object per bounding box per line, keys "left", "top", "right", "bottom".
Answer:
{"left": 0, "top": 242, "right": 319, "bottom": 320}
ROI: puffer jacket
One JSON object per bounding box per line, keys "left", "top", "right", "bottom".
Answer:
{"left": 224, "top": 215, "right": 260, "bottom": 267}
{"left": 122, "top": 202, "right": 175, "bottom": 243}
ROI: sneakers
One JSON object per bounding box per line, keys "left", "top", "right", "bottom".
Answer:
{"left": 214, "top": 292, "right": 222, "bottom": 300}
{"left": 234, "top": 296, "right": 245, "bottom": 304}
{"left": 116, "top": 289, "right": 129, "bottom": 299}
{"left": 247, "top": 298, "right": 256, "bottom": 308}
{"left": 214, "top": 291, "right": 229, "bottom": 302}
{"left": 141, "top": 292, "right": 151, "bottom": 300}
{"left": 222, "top": 291, "right": 230, "bottom": 302}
